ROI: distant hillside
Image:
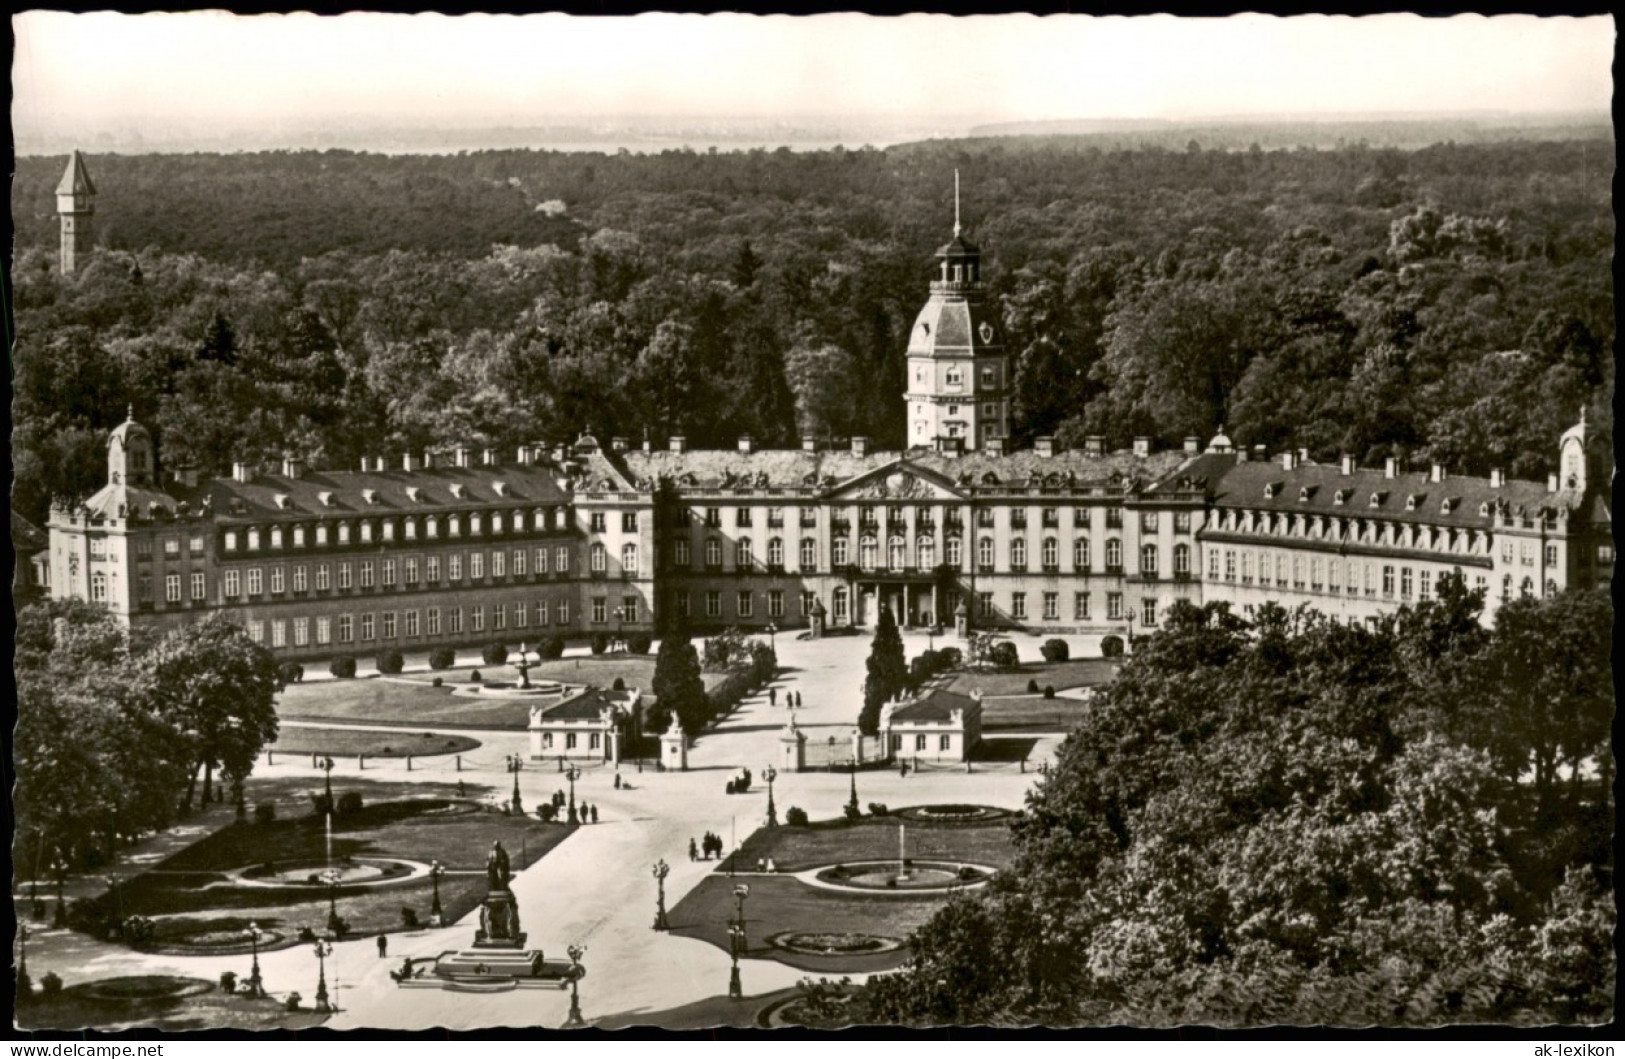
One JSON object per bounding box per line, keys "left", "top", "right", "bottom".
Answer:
{"left": 950, "top": 115, "right": 1613, "bottom": 153}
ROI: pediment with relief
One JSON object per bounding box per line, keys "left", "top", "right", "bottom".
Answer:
{"left": 825, "top": 462, "right": 964, "bottom": 501}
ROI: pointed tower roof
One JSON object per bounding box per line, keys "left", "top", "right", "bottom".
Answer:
{"left": 56, "top": 150, "right": 96, "bottom": 197}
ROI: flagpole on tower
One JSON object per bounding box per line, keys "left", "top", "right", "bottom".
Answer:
{"left": 953, "top": 169, "right": 961, "bottom": 237}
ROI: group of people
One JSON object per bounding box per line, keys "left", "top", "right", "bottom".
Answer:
{"left": 547, "top": 789, "right": 600, "bottom": 823}
{"left": 767, "top": 688, "right": 803, "bottom": 708}
{"left": 690, "top": 832, "right": 726, "bottom": 860}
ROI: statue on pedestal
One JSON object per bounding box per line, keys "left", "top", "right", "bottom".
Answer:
{"left": 486, "top": 840, "right": 512, "bottom": 892}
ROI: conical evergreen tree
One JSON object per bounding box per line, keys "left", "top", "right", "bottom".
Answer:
{"left": 651, "top": 614, "right": 709, "bottom": 737}
{"left": 860, "top": 604, "right": 908, "bottom": 735}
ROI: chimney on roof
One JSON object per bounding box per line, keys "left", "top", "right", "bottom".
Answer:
{"left": 402, "top": 452, "right": 421, "bottom": 473}
{"left": 1298, "top": 447, "right": 1310, "bottom": 464}
{"left": 482, "top": 448, "right": 496, "bottom": 466}
{"left": 1430, "top": 463, "right": 1445, "bottom": 484}
{"left": 984, "top": 436, "right": 1006, "bottom": 456}
{"left": 1547, "top": 473, "right": 1559, "bottom": 493}
{"left": 1252, "top": 445, "right": 1267, "bottom": 460}
{"left": 935, "top": 435, "right": 964, "bottom": 457}
{"left": 1340, "top": 454, "right": 1355, "bottom": 476}
{"left": 423, "top": 451, "right": 436, "bottom": 469}
{"left": 641, "top": 437, "right": 651, "bottom": 454}
{"left": 1034, "top": 436, "right": 1056, "bottom": 458}
{"left": 851, "top": 436, "right": 869, "bottom": 457}
{"left": 1183, "top": 436, "right": 1200, "bottom": 454}
{"left": 1280, "top": 451, "right": 1296, "bottom": 471}
{"left": 669, "top": 436, "right": 687, "bottom": 454}
{"left": 172, "top": 464, "right": 199, "bottom": 489}
{"left": 282, "top": 454, "right": 306, "bottom": 479}
{"left": 801, "top": 437, "right": 819, "bottom": 453}
{"left": 738, "top": 436, "right": 754, "bottom": 455}
{"left": 232, "top": 461, "right": 254, "bottom": 483}
{"left": 1384, "top": 457, "right": 1398, "bottom": 480}
{"left": 1489, "top": 468, "right": 1504, "bottom": 489}
{"left": 1084, "top": 436, "right": 1105, "bottom": 457}
{"left": 1236, "top": 448, "right": 1248, "bottom": 463}
{"left": 517, "top": 445, "right": 532, "bottom": 465}
{"left": 611, "top": 437, "right": 629, "bottom": 454}
{"left": 1133, "top": 437, "right": 1152, "bottom": 458}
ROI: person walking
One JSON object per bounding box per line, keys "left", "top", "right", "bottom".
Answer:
{"left": 590, "top": 804, "right": 599, "bottom": 824}
{"left": 769, "top": 688, "right": 777, "bottom": 707}
{"left": 689, "top": 837, "right": 699, "bottom": 861}
{"left": 377, "top": 934, "right": 388, "bottom": 958}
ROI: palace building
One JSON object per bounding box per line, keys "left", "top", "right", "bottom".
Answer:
{"left": 39, "top": 184, "right": 1613, "bottom": 657}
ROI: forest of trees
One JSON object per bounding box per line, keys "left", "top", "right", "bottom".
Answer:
{"left": 11, "top": 137, "right": 1613, "bottom": 530}
{"left": 858, "top": 586, "right": 1614, "bottom": 1026}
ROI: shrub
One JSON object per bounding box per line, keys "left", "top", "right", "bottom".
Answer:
{"left": 537, "top": 803, "right": 558, "bottom": 822}
{"left": 122, "top": 915, "right": 156, "bottom": 949}
{"left": 329, "top": 655, "right": 358, "bottom": 679}
{"left": 938, "top": 646, "right": 963, "bottom": 667}
{"left": 401, "top": 907, "right": 419, "bottom": 929}
{"left": 785, "top": 806, "right": 809, "bottom": 827}
{"left": 868, "top": 802, "right": 889, "bottom": 817}
{"left": 279, "top": 662, "right": 305, "bottom": 685}
{"left": 483, "top": 643, "right": 509, "bottom": 665}
{"left": 627, "top": 632, "right": 653, "bottom": 654}
{"left": 843, "top": 803, "right": 863, "bottom": 822}
{"left": 538, "top": 636, "right": 566, "bottom": 660}
{"left": 469, "top": 670, "right": 482, "bottom": 683}
{"left": 958, "top": 866, "right": 981, "bottom": 881}
{"left": 254, "top": 801, "right": 277, "bottom": 825}
{"left": 431, "top": 676, "right": 443, "bottom": 687}
{"left": 40, "top": 972, "right": 63, "bottom": 997}
{"left": 297, "top": 926, "right": 317, "bottom": 943}
{"left": 1041, "top": 638, "right": 1070, "bottom": 662}
{"left": 285, "top": 992, "right": 302, "bottom": 1011}
{"left": 16, "top": 969, "right": 31, "bottom": 1002}
{"left": 220, "top": 970, "right": 238, "bottom": 994}
{"left": 1101, "top": 634, "right": 1125, "bottom": 659}
{"left": 428, "top": 647, "right": 456, "bottom": 670}
{"left": 1026, "top": 678, "right": 1040, "bottom": 694}
{"left": 707, "top": 668, "right": 756, "bottom": 719}
{"left": 725, "top": 780, "right": 737, "bottom": 795}
{"left": 612, "top": 676, "right": 626, "bottom": 691}
{"left": 337, "top": 790, "right": 364, "bottom": 815}
{"left": 591, "top": 633, "right": 610, "bottom": 655}
{"left": 991, "top": 641, "right": 1020, "bottom": 668}
{"left": 1043, "top": 685, "right": 1056, "bottom": 699}
{"left": 376, "top": 649, "right": 404, "bottom": 675}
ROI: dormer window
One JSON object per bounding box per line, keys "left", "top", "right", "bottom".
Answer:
{"left": 1263, "top": 482, "right": 1280, "bottom": 499}
{"left": 1478, "top": 502, "right": 1490, "bottom": 517}
{"left": 1298, "top": 486, "right": 1316, "bottom": 502}
{"left": 1440, "top": 497, "right": 1458, "bottom": 515}
{"left": 274, "top": 494, "right": 292, "bottom": 510}
{"left": 360, "top": 521, "right": 374, "bottom": 543}
{"left": 1405, "top": 494, "right": 1424, "bottom": 511}
{"left": 450, "top": 484, "right": 466, "bottom": 499}
{"left": 1333, "top": 488, "right": 1351, "bottom": 506}
{"left": 470, "top": 513, "right": 483, "bottom": 536}
{"left": 316, "top": 524, "right": 329, "bottom": 546}
{"left": 1369, "top": 492, "right": 1386, "bottom": 508}
{"left": 270, "top": 527, "right": 284, "bottom": 549}
{"left": 362, "top": 489, "right": 377, "bottom": 505}
{"left": 491, "top": 512, "right": 504, "bottom": 533}
{"left": 338, "top": 523, "right": 352, "bottom": 544}
{"left": 318, "top": 491, "right": 335, "bottom": 507}
{"left": 493, "top": 481, "right": 508, "bottom": 498}
{"left": 382, "top": 520, "right": 395, "bottom": 541}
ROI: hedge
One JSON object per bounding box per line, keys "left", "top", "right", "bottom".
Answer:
{"left": 278, "top": 662, "right": 305, "bottom": 685}
{"left": 483, "top": 643, "right": 509, "bottom": 665}
{"left": 990, "top": 641, "right": 1020, "bottom": 668}
{"left": 707, "top": 668, "right": 756, "bottom": 717}
{"left": 376, "top": 649, "right": 404, "bottom": 675}
{"left": 1101, "top": 634, "right": 1125, "bottom": 659}
{"left": 627, "top": 632, "right": 653, "bottom": 654}
{"left": 329, "top": 655, "right": 358, "bottom": 679}
{"left": 538, "top": 636, "right": 566, "bottom": 660}
{"left": 1040, "top": 638, "right": 1070, "bottom": 662}
{"left": 428, "top": 647, "right": 456, "bottom": 670}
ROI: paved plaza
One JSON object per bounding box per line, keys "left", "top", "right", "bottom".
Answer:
{"left": 19, "top": 629, "right": 1090, "bottom": 1029}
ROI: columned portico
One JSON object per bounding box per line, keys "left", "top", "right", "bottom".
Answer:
{"left": 847, "top": 574, "right": 939, "bottom": 628}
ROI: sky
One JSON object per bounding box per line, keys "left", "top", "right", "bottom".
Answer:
{"left": 11, "top": 11, "right": 1615, "bottom": 147}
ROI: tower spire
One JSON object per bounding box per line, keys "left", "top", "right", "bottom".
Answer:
{"left": 953, "top": 169, "right": 961, "bottom": 238}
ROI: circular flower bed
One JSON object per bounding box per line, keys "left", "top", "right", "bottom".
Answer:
{"left": 813, "top": 860, "right": 994, "bottom": 892}
{"left": 81, "top": 976, "right": 214, "bottom": 1003}
{"left": 769, "top": 931, "right": 904, "bottom": 956}
{"left": 145, "top": 917, "right": 287, "bottom": 955}
{"left": 893, "top": 804, "right": 1008, "bottom": 823}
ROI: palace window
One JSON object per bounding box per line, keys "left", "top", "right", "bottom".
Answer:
{"left": 1142, "top": 598, "right": 1158, "bottom": 627}
{"left": 247, "top": 568, "right": 264, "bottom": 595}
{"left": 623, "top": 512, "right": 639, "bottom": 532}
{"left": 1208, "top": 549, "right": 1221, "bottom": 580}
{"left": 590, "top": 512, "right": 606, "bottom": 533}
{"left": 339, "top": 523, "right": 352, "bottom": 545}
{"left": 978, "top": 537, "right": 995, "bottom": 570}
{"left": 1174, "top": 511, "right": 1192, "bottom": 534}
{"left": 1074, "top": 538, "right": 1091, "bottom": 572}
{"left": 513, "top": 603, "right": 525, "bottom": 630}
{"left": 622, "top": 543, "right": 639, "bottom": 574}
{"left": 191, "top": 572, "right": 206, "bottom": 601}
{"left": 272, "top": 622, "right": 286, "bottom": 648}
{"left": 859, "top": 537, "right": 878, "bottom": 572}
{"left": 360, "top": 614, "right": 375, "bottom": 641}
{"left": 224, "top": 570, "right": 241, "bottom": 597}
{"left": 737, "top": 538, "right": 754, "bottom": 569}
{"left": 1041, "top": 538, "right": 1058, "bottom": 570}
{"left": 592, "top": 597, "right": 607, "bottom": 623}
{"left": 316, "top": 617, "right": 331, "bottom": 645}
{"left": 706, "top": 591, "right": 723, "bottom": 619}
{"left": 224, "top": 531, "right": 239, "bottom": 552}
{"left": 675, "top": 539, "right": 691, "bottom": 567}
{"left": 360, "top": 522, "right": 373, "bottom": 544}
{"left": 1011, "top": 592, "right": 1027, "bottom": 620}
{"left": 471, "top": 606, "right": 485, "bottom": 632}
{"left": 556, "top": 547, "right": 569, "bottom": 573}
{"left": 1010, "top": 538, "right": 1027, "bottom": 569}
{"left": 832, "top": 588, "right": 849, "bottom": 623}
{"left": 832, "top": 538, "right": 849, "bottom": 566}
{"left": 1074, "top": 507, "right": 1091, "bottom": 528}
{"left": 888, "top": 537, "right": 906, "bottom": 570}
{"left": 768, "top": 590, "right": 784, "bottom": 618}
{"left": 706, "top": 538, "right": 723, "bottom": 569}
{"left": 736, "top": 508, "right": 753, "bottom": 528}
{"left": 1174, "top": 543, "right": 1190, "bottom": 576}
{"left": 1382, "top": 566, "right": 1396, "bottom": 597}
{"left": 382, "top": 520, "right": 396, "bottom": 542}
{"left": 1141, "top": 544, "right": 1158, "bottom": 577}
{"left": 1074, "top": 592, "right": 1091, "bottom": 620}
{"left": 977, "top": 592, "right": 994, "bottom": 618}
{"left": 1107, "top": 593, "right": 1123, "bottom": 621}
{"left": 917, "top": 537, "right": 936, "bottom": 568}
{"left": 799, "top": 538, "right": 817, "bottom": 571}
{"left": 293, "top": 565, "right": 308, "bottom": 591}
{"left": 382, "top": 612, "right": 397, "bottom": 638}
{"left": 766, "top": 538, "right": 784, "bottom": 569}
{"left": 245, "top": 530, "right": 260, "bottom": 552}
{"left": 737, "top": 591, "right": 754, "bottom": 618}
{"left": 511, "top": 549, "right": 524, "bottom": 576}
{"left": 1224, "top": 550, "right": 1236, "bottom": 581}
{"left": 426, "top": 609, "right": 440, "bottom": 636}
{"left": 360, "top": 560, "right": 375, "bottom": 588}
{"left": 1105, "top": 539, "right": 1122, "bottom": 572}
{"left": 95, "top": 572, "right": 113, "bottom": 602}
{"left": 1043, "top": 592, "right": 1059, "bottom": 620}
{"left": 426, "top": 517, "right": 439, "bottom": 540}
{"left": 1140, "top": 512, "right": 1159, "bottom": 533}
{"left": 591, "top": 544, "right": 607, "bottom": 573}
{"left": 944, "top": 537, "right": 961, "bottom": 567}
{"left": 341, "top": 615, "right": 357, "bottom": 643}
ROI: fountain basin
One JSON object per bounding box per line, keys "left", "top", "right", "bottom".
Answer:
{"left": 810, "top": 860, "right": 994, "bottom": 893}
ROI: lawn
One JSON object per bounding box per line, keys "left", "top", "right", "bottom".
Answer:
{"left": 86, "top": 776, "right": 575, "bottom": 952}
{"left": 668, "top": 813, "right": 1017, "bottom": 973}
{"left": 981, "top": 695, "right": 1094, "bottom": 733}
{"left": 947, "top": 658, "right": 1119, "bottom": 697}
{"left": 279, "top": 661, "right": 733, "bottom": 730}
{"left": 270, "top": 727, "right": 480, "bottom": 758}
{"left": 17, "top": 977, "right": 329, "bottom": 1032}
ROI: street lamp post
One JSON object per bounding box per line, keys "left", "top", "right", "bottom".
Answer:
{"left": 763, "top": 765, "right": 778, "bottom": 827}
{"left": 322, "top": 868, "right": 342, "bottom": 935}
{"left": 320, "top": 755, "right": 336, "bottom": 808}
{"left": 847, "top": 756, "right": 860, "bottom": 815}
{"left": 727, "top": 923, "right": 745, "bottom": 999}
{"left": 18, "top": 923, "right": 28, "bottom": 982}
{"left": 651, "top": 859, "right": 671, "bottom": 931}
{"left": 313, "top": 937, "right": 334, "bottom": 1013}
{"left": 506, "top": 754, "right": 525, "bottom": 815}
{"left": 732, "top": 883, "right": 751, "bottom": 952}
{"left": 429, "top": 860, "right": 444, "bottom": 921}
{"left": 245, "top": 921, "right": 265, "bottom": 997}
{"left": 766, "top": 622, "right": 777, "bottom": 655}
{"left": 564, "top": 765, "right": 581, "bottom": 825}
{"left": 562, "top": 943, "right": 587, "bottom": 1028}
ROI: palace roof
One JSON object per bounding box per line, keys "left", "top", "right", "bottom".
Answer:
{"left": 185, "top": 463, "right": 574, "bottom": 521}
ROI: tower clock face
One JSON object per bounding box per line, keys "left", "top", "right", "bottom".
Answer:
{"left": 978, "top": 321, "right": 995, "bottom": 344}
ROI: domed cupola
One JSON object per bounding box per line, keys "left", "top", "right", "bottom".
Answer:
{"left": 1557, "top": 405, "right": 1612, "bottom": 494}
{"left": 108, "top": 405, "right": 155, "bottom": 487}
{"left": 904, "top": 172, "right": 1009, "bottom": 452}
